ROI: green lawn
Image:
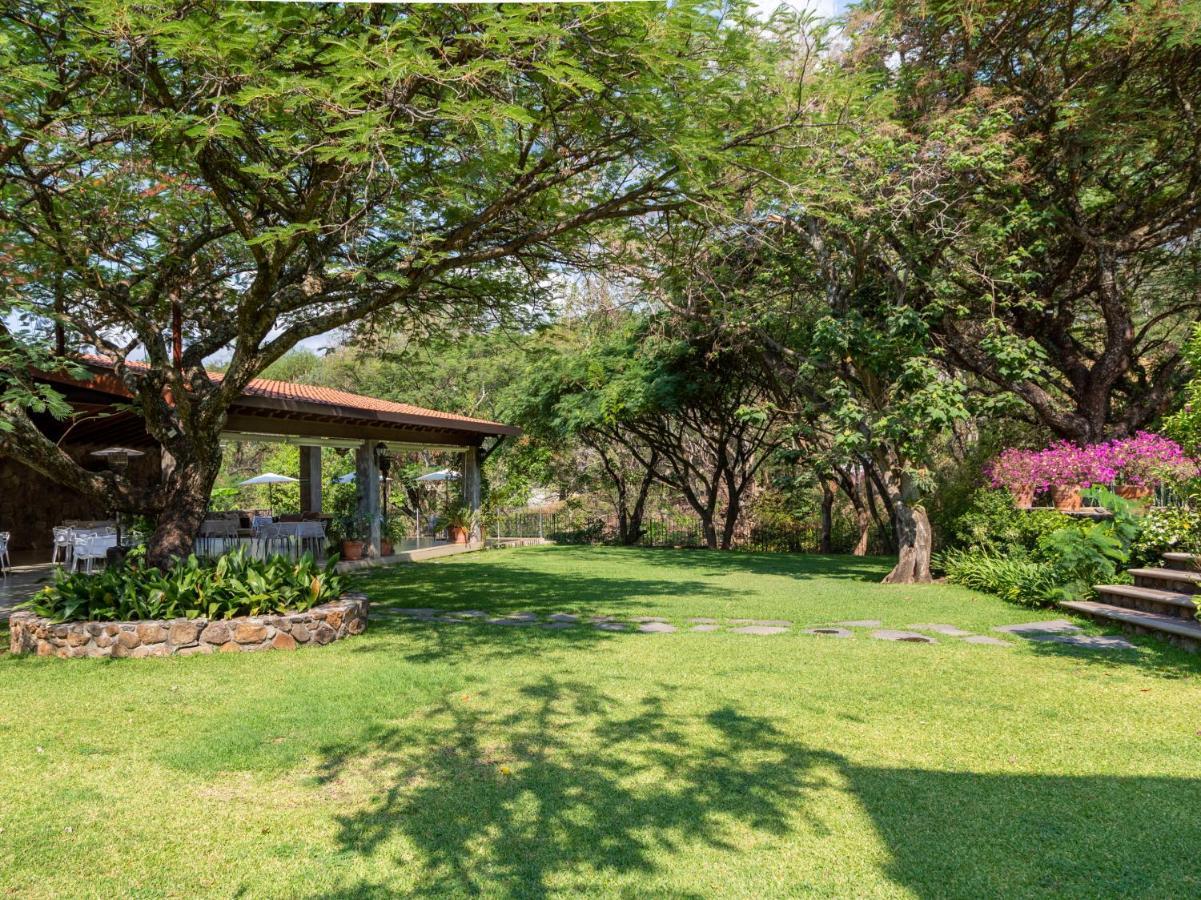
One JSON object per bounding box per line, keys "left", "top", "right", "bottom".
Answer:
{"left": 2, "top": 545, "right": 1200, "bottom": 898}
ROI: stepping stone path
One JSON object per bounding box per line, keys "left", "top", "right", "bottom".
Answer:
{"left": 637, "top": 622, "right": 677, "bottom": 634}
{"left": 373, "top": 607, "right": 1131, "bottom": 652}
{"left": 907, "top": 623, "right": 974, "bottom": 637}
{"left": 994, "top": 619, "right": 1082, "bottom": 635}
{"left": 871, "top": 629, "right": 937, "bottom": 644}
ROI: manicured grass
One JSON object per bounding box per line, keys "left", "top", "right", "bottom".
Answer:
{"left": 2, "top": 545, "right": 1200, "bottom": 898}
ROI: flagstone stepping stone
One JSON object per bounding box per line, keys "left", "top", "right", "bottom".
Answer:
{"left": 907, "top": 623, "right": 974, "bottom": 637}
{"left": 691, "top": 624, "right": 721, "bottom": 632}
{"left": 1022, "top": 633, "right": 1137, "bottom": 650}
{"left": 505, "top": 612, "right": 538, "bottom": 621}
{"left": 871, "top": 629, "right": 937, "bottom": 643}
{"left": 688, "top": 617, "right": 719, "bottom": 624}
{"left": 838, "top": 620, "right": 883, "bottom": 628}
{"left": 548, "top": 613, "right": 580, "bottom": 623}
{"left": 803, "top": 627, "right": 853, "bottom": 638}
{"left": 731, "top": 625, "right": 789, "bottom": 635}
{"left": 539, "top": 622, "right": 575, "bottom": 630}
{"left": 488, "top": 617, "right": 534, "bottom": 627}
{"left": 630, "top": 616, "right": 668, "bottom": 623}
{"left": 395, "top": 608, "right": 441, "bottom": 618}
{"left": 637, "top": 622, "right": 677, "bottom": 633}
{"left": 591, "top": 615, "right": 616, "bottom": 623}
{"left": 964, "top": 636, "right": 1012, "bottom": 647}
{"left": 994, "top": 619, "right": 1081, "bottom": 635}
{"left": 595, "top": 622, "right": 629, "bottom": 632}
{"left": 449, "top": 610, "right": 488, "bottom": 619}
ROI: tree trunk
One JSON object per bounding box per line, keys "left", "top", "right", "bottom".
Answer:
{"left": 623, "top": 465, "right": 656, "bottom": 546}
{"left": 145, "top": 437, "right": 224, "bottom": 567}
{"left": 700, "top": 516, "right": 719, "bottom": 550}
{"left": 819, "top": 481, "right": 834, "bottom": 554}
{"left": 852, "top": 506, "right": 871, "bottom": 556}
{"left": 881, "top": 471, "right": 932, "bottom": 584}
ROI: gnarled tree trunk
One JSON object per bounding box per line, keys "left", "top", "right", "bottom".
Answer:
{"left": 881, "top": 469, "right": 932, "bottom": 584}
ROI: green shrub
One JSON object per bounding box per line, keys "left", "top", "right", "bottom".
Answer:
{"left": 949, "top": 488, "right": 1070, "bottom": 556}
{"left": 942, "top": 488, "right": 1138, "bottom": 606}
{"left": 1130, "top": 505, "right": 1201, "bottom": 568}
{"left": 19, "top": 546, "right": 346, "bottom": 623}
{"left": 939, "top": 548, "right": 1061, "bottom": 607}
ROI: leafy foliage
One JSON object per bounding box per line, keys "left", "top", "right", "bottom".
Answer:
{"left": 20, "top": 547, "right": 345, "bottom": 623}
{"left": 938, "top": 549, "right": 1061, "bottom": 608}
{"left": 943, "top": 487, "right": 1138, "bottom": 605}
{"left": 949, "top": 489, "right": 1071, "bottom": 557}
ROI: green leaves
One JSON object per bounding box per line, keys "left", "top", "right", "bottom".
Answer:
{"left": 18, "top": 547, "right": 346, "bottom": 623}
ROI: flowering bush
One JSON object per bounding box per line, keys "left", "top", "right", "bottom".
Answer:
{"left": 983, "top": 448, "right": 1042, "bottom": 493}
{"left": 986, "top": 433, "right": 1197, "bottom": 491}
{"left": 1107, "top": 431, "right": 1198, "bottom": 486}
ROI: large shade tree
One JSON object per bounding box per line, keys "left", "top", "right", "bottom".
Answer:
{"left": 0, "top": 0, "right": 803, "bottom": 562}
{"left": 847, "top": 0, "right": 1201, "bottom": 445}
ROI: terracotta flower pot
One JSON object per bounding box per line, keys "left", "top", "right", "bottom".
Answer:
{"left": 1050, "top": 485, "right": 1082, "bottom": 511}
{"left": 1116, "top": 484, "right": 1154, "bottom": 501}
{"left": 1010, "top": 484, "right": 1037, "bottom": 509}
{"left": 379, "top": 540, "right": 394, "bottom": 557}
{"left": 448, "top": 525, "right": 468, "bottom": 545}
{"left": 340, "top": 539, "right": 366, "bottom": 561}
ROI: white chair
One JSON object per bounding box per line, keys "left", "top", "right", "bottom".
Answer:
{"left": 51, "top": 526, "right": 74, "bottom": 568}
{"left": 198, "top": 519, "right": 238, "bottom": 557}
{"left": 72, "top": 533, "right": 114, "bottom": 574}
{"left": 0, "top": 532, "right": 10, "bottom": 577}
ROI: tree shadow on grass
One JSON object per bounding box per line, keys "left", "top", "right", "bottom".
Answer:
{"left": 312, "top": 680, "right": 824, "bottom": 898}
{"left": 308, "top": 677, "right": 1201, "bottom": 898}
{"left": 528, "top": 545, "right": 895, "bottom": 583}
{"left": 1015, "top": 633, "right": 1201, "bottom": 680}
{"left": 356, "top": 560, "right": 730, "bottom": 618}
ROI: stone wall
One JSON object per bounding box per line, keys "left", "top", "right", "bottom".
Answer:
{"left": 8, "top": 593, "right": 368, "bottom": 659}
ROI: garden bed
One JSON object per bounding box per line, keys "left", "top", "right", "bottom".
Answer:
{"left": 8, "top": 593, "right": 368, "bottom": 659}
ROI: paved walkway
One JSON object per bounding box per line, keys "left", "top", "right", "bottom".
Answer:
{"left": 0, "top": 565, "right": 54, "bottom": 617}
{"left": 373, "top": 608, "right": 1139, "bottom": 651}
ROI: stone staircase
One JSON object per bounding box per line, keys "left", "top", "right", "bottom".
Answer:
{"left": 1060, "top": 552, "right": 1201, "bottom": 651}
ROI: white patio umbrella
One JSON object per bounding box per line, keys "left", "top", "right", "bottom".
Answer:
{"left": 237, "top": 472, "right": 299, "bottom": 513}
{"left": 415, "top": 468, "right": 460, "bottom": 482}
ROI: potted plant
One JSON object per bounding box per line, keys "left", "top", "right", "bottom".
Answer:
{"left": 1109, "top": 432, "right": 1197, "bottom": 500}
{"left": 329, "top": 513, "right": 367, "bottom": 561}
{"left": 1039, "top": 441, "right": 1115, "bottom": 511}
{"left": 380, "top": 513, "right": 407, "bottom": 557}
{"left": 442, "top": 499, "right": 475, "bottom": 544}
{"left": 985, "top": 448, "right": 1041, "bottom": 509}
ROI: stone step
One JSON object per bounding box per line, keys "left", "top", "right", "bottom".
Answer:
{"left": 1095, "top": 584, "right": 1198, "bottom": 620}
{"left": 1129, "top": 567, "right": 1201, "bottom": 595}
{"left": 1060, "top": 600, "right": 1201, "bottom": 652}
{"left": 1162, "top": 552, "right": 1200, "bottom": 572}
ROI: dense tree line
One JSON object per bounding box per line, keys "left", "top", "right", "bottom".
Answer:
{"left": 3, "top": 0, "right": 1199, "bottom": 581}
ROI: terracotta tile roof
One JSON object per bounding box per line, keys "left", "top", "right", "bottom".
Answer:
{"left": 75, "top": 355, "right": 516, "bottom": 435}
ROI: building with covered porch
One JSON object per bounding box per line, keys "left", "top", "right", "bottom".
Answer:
{"left": 1, "top": 358, "right": 518, "bottom": 562}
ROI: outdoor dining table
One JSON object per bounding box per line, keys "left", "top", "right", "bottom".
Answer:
{"left": 252, "top": 520, "right": 327, "bottom": 559}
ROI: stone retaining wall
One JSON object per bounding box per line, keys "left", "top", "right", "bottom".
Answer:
{"left": 7, "top": 593, "right": 368, "bottom": 659}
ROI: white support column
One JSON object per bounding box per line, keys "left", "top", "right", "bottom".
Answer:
{"left": 355, "top": 441, "right": 382, "bottom": 557}
{"left": 300, "top": 445, "right": 322, "bottom": 513}
{"left": 463, "top": 445, "right": 482, "bottom": 542}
